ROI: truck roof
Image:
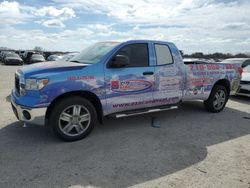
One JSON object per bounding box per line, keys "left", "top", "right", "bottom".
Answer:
{"left": 99, "top": 40, "right": 174, "bottom": 45}
{"left": 125, "top": 39, "right": 174, "bottom": 44}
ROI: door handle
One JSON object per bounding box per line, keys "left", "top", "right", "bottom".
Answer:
{"left": 143, "top": 71, "right": 154, "bottom": 76}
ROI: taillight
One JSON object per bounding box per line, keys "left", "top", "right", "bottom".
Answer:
{"left": 238, "top": 67, "right": 243, "bottom": 76}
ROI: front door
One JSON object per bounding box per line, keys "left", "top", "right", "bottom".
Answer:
{"left": 104, "top": 43, "right": 155, "bottom": 115}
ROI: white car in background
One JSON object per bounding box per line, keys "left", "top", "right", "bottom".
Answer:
{"left": 221, "top": 58, "right": 250, "bottom": 68}
{"left": 238, "top": 65, "right": 250, "bottom": 97}
{"left": 221, "top": 58, "right": 250, "bottom": 97}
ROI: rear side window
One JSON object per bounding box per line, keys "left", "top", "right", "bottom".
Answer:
{"left": 115, "top": 43, "right": 149, "bottom": 67}
{"left": 155, "top": 44, "right": 173, "bottom": 65}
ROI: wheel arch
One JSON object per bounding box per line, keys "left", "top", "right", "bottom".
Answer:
{"left": 213, "top": 79, "right": 231, "bottom": 96}
{"left": 45, "top": 91, "right": 103, "bottom": 125}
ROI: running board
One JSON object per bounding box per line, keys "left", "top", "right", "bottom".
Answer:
{"left": 115, "top": 106, "right": 178, "bottom": 118}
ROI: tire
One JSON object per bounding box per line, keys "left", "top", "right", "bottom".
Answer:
{"left": 49, "top": 97, "right": 97, "bottom": 141}
{"left": 204, "top": 85, "right": 229, "bottom": 113}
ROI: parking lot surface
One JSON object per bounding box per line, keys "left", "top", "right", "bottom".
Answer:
{"left": 0, "top": 64, "right": 250, "bottom": 188}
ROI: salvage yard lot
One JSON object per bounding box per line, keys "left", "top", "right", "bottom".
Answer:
{"left": 0, "top": 64, "right": 250, "bottom": 188}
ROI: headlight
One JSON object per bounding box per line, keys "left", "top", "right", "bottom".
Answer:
{"left": 25, "top": 79, "right": 49, "bottom": 90}
{"left": 19, "top": 74, "right": 26, "bottom": 96}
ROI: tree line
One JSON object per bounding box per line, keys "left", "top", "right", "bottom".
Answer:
{"left": 181, "top": 51, "right": 250, "bottom": 59}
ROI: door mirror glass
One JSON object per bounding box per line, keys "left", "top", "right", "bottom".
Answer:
{"left": 108, "top": 55, "right": 129, "bottom": 68}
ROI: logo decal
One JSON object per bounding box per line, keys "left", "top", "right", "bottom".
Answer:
{"left": 111, "top": 81, "right": 119, "bottom": 89}
{"left": 111, "top": 80, "right": 152, "bottom": 93}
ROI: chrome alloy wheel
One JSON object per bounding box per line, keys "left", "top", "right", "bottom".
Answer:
{"left": 213, "top": 89, "right": 226, "bottom": 110}
{"left": 59, "top": 105, "right": 91, "bottom": 137}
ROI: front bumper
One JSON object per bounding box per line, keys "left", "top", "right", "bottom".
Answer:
{"left": 11, "top": 98, "right": 47, "bottom": 126}
{"left": 5, "top": 60, "right": 22, "bottom": 65}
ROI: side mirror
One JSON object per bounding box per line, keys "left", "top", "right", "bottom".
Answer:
{"left": 108, "top": 55, "right": 129, "bottom": 68}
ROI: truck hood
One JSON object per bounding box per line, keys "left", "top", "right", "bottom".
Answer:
{"left": 19, "top": 61, "right": 89, "bottom": 77}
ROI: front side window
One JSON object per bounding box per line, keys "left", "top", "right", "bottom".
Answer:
{"left": 155, "top": 44, "right": 173, "bottom": 65}
{"left": 115, "top": 43, "right": 149, "bottom": 67}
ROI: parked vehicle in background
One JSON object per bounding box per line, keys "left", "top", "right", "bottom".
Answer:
{"left": 47, "top": 54, "right": 63, "bottom": 61}
{"left": 18, "top": 51, "right": 25, "bottom": 59}
{"left": 221, "top": 58, "right": 250, "bottom": 97}
{"left": 23, "top": 51, "right": 40, "bottom": 64}
{"left": 4, "top": 53, "right": 23, "bottom": 65}
{"left": 11, "top": 40, "right": 242, "bottom": 141}
{"left": 237, "top": 65, "right": 250, "bottom": 97}
{"left": 0, "top": 51, "right": 5, "bottom": 61}
{"left": 29, "top": 54, "right": 45, "bottom": 64}
{"left": 221, "top": 58, "right": 250, "bottom": 68}
{"left": 61, "top": 52, "right": 79, "bottom": 61}
{"left": 0, "top": 51, "right": 5, "bottom": 62}
{"left": 0, "top": 51, "right": 13, "bottom": 62}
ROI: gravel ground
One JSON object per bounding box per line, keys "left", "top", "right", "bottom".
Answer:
{"left": 0, "top": 64, "right": 249, "bottom": 188}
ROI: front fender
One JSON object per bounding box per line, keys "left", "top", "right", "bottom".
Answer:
{"left": 39, "top": 77, "right": 106, "bottom": 107}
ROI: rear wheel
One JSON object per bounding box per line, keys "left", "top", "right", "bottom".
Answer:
{"left": 49, "top": 97, "right": 97, "bottom": 141}
{"left": 204, "top": 85, "right": 228, "bottom": 113}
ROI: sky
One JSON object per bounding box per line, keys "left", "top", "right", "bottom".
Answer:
{"left": 0, "top": 0, "right": 250, "bottom": 54}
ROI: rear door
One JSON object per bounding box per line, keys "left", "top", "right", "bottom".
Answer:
{"left": 152, "top": 43, "right": 183, "bottom": 105}
{"left": 104, "top": 43, "right": 155, "bottom": 114}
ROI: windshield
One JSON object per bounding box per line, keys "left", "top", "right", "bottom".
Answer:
{"left": 70, "top": 42, "right": 120, "bottom": 64}
{"left": 244, "top": 65, "right": 250, "bottom": 73}
{"left": 7, "top": 53, "right": 19, "bottom": 58}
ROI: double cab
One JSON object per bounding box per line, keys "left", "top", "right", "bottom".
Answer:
{"left": 11, "top": 40, "right": 242, "bottom": 141}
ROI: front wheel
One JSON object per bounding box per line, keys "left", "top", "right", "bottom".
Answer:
{"left": 204, "top": 85, "right": 229, "bottom": 113}
{"left": 49, "top": 97, "right": 97, "bottom": 141}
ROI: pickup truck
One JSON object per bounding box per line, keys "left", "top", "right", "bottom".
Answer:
{"left": 11, "top": 40, "right": 242, "bottom": 141}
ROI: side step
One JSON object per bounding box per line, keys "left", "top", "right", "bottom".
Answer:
{"left": 115, "top": 106, "right": 178, "bottom": 118}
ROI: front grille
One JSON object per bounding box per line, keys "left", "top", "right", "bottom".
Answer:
{"left": 240, "top": 80, "right": 250, "bottom": 85}
{"left": 15, "top": 74, "right": 20, "bottom": 95}
{"left": 13, "top": 60, "right": 20, "bottom": 64}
